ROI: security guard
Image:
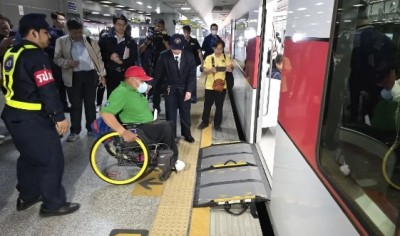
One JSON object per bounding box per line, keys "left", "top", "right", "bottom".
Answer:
{"left": 152, "top": 34, "right": 196, "bottom": 143}
{"left": 1, "top": 14, "right": 79, "bottom": 216}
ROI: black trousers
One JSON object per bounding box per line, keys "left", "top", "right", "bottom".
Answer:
{"left": 53, "top": 64, "right": 69, "bottom": 109}
{"left": 106, "top": 70, "right": 124, "bottom": 98}
{"left": 138, "top": 120, "right": 179, "bottom": 162}
{"left": 164, "top": 88, "right": 192, "bottom": 138}
{"left": 1, "top": 107, "right": 66, "bottom": 210}
{"left": 151, "top": 84, "right": 162, "bottom": 111}
{"left": 201, "top": 89, "right": 226, "bottom": 127}
{"left": 67, "top": 70, "right": 98, "bottom": 134}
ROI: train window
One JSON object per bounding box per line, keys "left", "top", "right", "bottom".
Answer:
{"left": 233, "top": 9, "right": 259, "bottom": 70}
{"left": 320, "top": 0, "right": 400, "bottom": 235}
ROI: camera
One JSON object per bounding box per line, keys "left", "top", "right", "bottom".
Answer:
{"left": 146, "top": 27, "right": 168, "bottom": 45}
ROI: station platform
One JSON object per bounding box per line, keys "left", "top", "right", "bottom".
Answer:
{"left": 0, "top": 73, "right": 265, "bottom": 236}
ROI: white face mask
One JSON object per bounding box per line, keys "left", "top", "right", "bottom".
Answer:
{"left": 381, "top": 88, "right": 392, "bottom": 100}
{"left": 137, "top": 82, "right": 148, "bottom": 93}
{"left": 211, "top": 30, "right": 218, "bottom": 36}
{"left": 381, "top": 80, "right": 400, "bottom": 101}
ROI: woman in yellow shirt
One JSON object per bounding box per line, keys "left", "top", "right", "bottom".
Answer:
{"left": 198, "top": 39, "right": 233, "bottom": 131}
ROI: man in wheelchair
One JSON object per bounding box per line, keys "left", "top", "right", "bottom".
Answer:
{"left": 100, "top": 66, "right": 185, "bottom": 172}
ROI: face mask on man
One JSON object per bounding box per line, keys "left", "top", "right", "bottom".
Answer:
{"left": 211, "top": 30, "right": 218, "bottom": 36}
{"left": 137, "top": 82, "right": 148, "bottom": 94}
{"left": 381, "top": 80, "right": 400, "bottom": 101}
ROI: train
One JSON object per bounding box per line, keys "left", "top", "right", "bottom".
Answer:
{"left": 225, "top": 0, "right": 400, "bottom": 235}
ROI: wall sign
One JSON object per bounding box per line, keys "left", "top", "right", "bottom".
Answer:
{"left": 67, "top": 1, "right": 77, "bottom": 12}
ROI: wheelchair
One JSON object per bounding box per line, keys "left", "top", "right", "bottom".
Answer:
{"left": 90, "top": 123, "right": 174, "bottom": 185}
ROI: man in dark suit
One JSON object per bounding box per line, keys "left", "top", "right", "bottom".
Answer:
{"left": 152, "top": 34, "right": 196, "bottom": 143}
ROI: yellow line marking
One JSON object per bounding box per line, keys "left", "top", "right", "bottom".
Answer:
{"left": 189, "top": 207, "right": 211, "bottom": 236}
{"left": 132, "top": 169, "right": 165, "bottom": 196}
{"left": 200, "top": 123, "right": 212, "bottom": 148}
{"left": 189, "top": 102, "right": 213, "bottom": 236}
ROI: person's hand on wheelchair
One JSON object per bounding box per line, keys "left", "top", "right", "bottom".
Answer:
{"left": 121, "top": 129, "right": 138, "bottom": 142}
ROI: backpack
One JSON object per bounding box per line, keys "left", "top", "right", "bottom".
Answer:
{"left": 91, "top": 117, "right": 112, "bottom": 138}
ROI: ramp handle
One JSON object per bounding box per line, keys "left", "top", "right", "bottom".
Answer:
{"left": 224, "top": 203, "right": 250, "bottom": 216}
{"left": 224, "top": 160, "right": 237, "bottom": 165}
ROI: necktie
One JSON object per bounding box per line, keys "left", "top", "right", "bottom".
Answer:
{"left": 175, "top": 56, "right": 180, "bottom": 69}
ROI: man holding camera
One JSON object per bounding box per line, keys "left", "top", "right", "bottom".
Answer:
{"left": 139, "top": 18, "right": 170, "bottom": 113}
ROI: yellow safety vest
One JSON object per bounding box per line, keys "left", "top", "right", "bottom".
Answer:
{"left": 2, "top": 45, "right": 43, "bottom": 110}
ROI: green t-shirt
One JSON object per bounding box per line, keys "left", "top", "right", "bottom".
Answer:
{"left": 100, "top": 82, "right": 153, "bottom": 124}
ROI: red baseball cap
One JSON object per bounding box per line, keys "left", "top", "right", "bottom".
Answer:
{"left": 124, "top": 66, "right": 152, "bottom": 81}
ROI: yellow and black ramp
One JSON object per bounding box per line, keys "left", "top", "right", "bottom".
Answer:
{"left": 194, "top": 143, "right": 270, "bottom": 207}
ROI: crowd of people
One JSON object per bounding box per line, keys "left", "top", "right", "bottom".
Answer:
{"left": 0, "top": 11, "right": 234, "bottom": 217}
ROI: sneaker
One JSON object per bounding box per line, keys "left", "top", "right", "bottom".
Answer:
{"left": 197, "top": 122, "right": 208, "bottom": 130}
{"left": 175, "top": 160, "right": 185, "bottom": 172}
{"left": 87, "top": 131, "right": 96, "bottom": 137}
{"left": 96, "top": 106, "right": 101, "bottom": 113}
{"left": 66, "top": 133, "right": 79, "bottom": 142}
{"left": 0, "top": 134, "right": 5, "bottom": 145}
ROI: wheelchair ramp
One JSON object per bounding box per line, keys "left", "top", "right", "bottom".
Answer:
{"left": 194, "top": 143, "right": 270, "bottom": 207}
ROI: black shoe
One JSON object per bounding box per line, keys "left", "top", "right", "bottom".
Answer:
{"left": 197, "top": 122, "right": 208, "bottom": 130}
{"left": 40, "top": 202, "right": 80, "bottom": 217}
{"left": 214, "top": 126, "right": 222, "bottom": 132}
{"left": 16, "top": 196, "right": 42, "bottom": 211}
{"left": 184, "top": 136, "right": 195, "bottom": 143}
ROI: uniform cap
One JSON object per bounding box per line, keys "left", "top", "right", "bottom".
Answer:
{"left": 19, "top": 13, "right": 50, "bottom": 32}
{"left": 124, "top": 66, "right": 152, "bottom": 81}
{"left": 170, "top": 34, "right": 185, "bottom": 50}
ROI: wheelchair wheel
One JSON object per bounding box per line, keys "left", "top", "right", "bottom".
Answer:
{"left": 90, "top": 131, "right": 149, "bottom": 185}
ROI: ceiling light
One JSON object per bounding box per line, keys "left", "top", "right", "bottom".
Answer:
{"left": 147, "top": 6, "right": 152, "bottom": 9}
{"left": 101, "top": 1, "right": 112, "bottom": 3}
{"left": 128, "top": 8, "right": 135, "bottom": 11}
{"left": 297, "top": 8, "right": 307, "bottom": 11}
{"left": 103, "top": 14, "right": 111, "bottom": 16}
{"left": 138, "top": 11, "right": 143, "bottom": 14}
{"left": 116, "top": 5, "right": 125, "bottom": 8}
{"left": 156, "top": 7, "right": 160, "bottom": 14}
{"left": 92, "top": 12, "right": 100, "bottom": 14}
{"left": 102, "top": 4, "right": 110, "bottom": 7}
{"left": 317, "top": 11, "right": 323, "bottom": 14}
{"left": 305, "top": 15, "right": 310, "bottom": 17}
{"left": 353, "top": 4, "right": 365, "bottom": 7}
{"left": 181, "top": 7, "right": 191, "bottom": 10}
{"left": 315, "top": 2, "right": 324, "bottom": 5}
{"left": 137, "top": 1, "right": 143, "bottom": 5}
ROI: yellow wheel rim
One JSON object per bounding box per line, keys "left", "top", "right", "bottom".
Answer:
{"left": 90, "top": 132, "right": 149, "bottom": 185}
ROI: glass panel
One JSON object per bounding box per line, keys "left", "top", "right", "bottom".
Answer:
{"left": 320, "top": 0, "right": 400, "bottom": 234}
{"left": 233, "top": 10, "right": 259, "bottom": 70}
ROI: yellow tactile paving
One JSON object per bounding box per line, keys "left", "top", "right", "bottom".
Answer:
{"left": 149, "top": 79, "right": 206, "bottom": 236}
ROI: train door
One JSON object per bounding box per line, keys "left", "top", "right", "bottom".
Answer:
{"left": 253, "top": 0, "right": 288, "bottom": 181}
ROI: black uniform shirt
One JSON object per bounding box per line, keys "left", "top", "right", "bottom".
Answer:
{"left": 4, "top": 40, "right": 65, "bottom": 121}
